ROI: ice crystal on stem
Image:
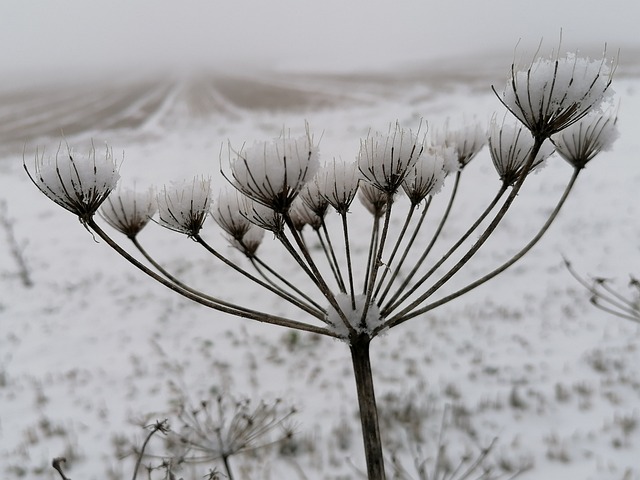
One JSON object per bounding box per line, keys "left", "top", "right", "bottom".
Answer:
{"left": 157, "top": 177, "right": 211, "bottom": 236}
{"left": 100, "top": 186, "right": 156, "bottom": 238}
{"left": 212, "top": 189, "right": 253, "bottom": 241}
{"left": 551, "top": 110, "right": 619, "bottom": 169}
{"left": 227, "top": 129, "right": 319, "bottom": 212}
{"left": 25, "top": 144, "right": 120, "bottom": 223}
{"left": 358, "top": 123, "right": 424, "bottom": 194}
{"left": 500, "top": 50, "right": 615, "bottom": 138}
{"left": 488, "top": 118, "right": 554, "bottom": 186}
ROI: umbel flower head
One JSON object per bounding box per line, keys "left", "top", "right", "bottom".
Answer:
{"left": 212, "top": 189, "right": 253, "bottom": 241}
{"left": 100, "top": 186, "right": 157, "bottom": 238}
{"left": 551, "top": 109, "right": 619, "bottom": 169}
{"left": 314, "top": 160, "right": 360, "bottom": 215}
{"left": 500, "top": 50, "right": 615, "bottom": 138}
{"left": 358, "top": 122, "right": 424, "bottom": 194}
{"left": 157, "top": 177, "right": 211, "bottom": 236}
{"left": 402, "top": 146, "right": 454, "bottom": 205}
{"left": 25, "top": 143, "right": 120, "bottom": 223}
{"left": 488, "top": 117, "right": 555, "bottom": 186}
{"left": 432, "top": 119, "right": 486, "bottom": 169}
{"left": 227, "top": 128, "right": 320, "bottom": 213}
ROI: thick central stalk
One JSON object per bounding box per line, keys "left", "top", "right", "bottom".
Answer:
{"left": 350, "top": 334, "right": 386, "bottom": 480}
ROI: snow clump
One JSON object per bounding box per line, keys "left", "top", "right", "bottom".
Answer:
{"left": 326, "top": 293, "right": 383, "bottom": 340}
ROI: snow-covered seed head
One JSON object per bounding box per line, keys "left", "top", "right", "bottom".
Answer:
{"left": 358, "top": 122, "right": 424, "bottom": 194}
{"left": 402, "top": 146, "right": 452, "bottom": 205}
{"left": 326, "top": 293, "right": 383, "bottom": 340}
{"left": 100, "top": 186, "right": 156, "bottom": 238}
{"left": 299, "top": 180, "right": 329, "bottom": 219}
{"left": 432, "top": 119, "right": 486, "bottom": 169}
{"left": 230, "top": 224, "right": 265, "bottom": 257}
{"left": 500, "top": 51, "right": 615, "bottom": 138}
{"left": 157, "top": 177, "right": 211, "bottom": 236}
{"left": 240, "top": 197, "right": 285, "bottom": 234}
{"left": 551, "top": 110, "right": 619, "bottom": 169}
{"left": 358, "top": 182, "right": 389, "bottom": 217}
{"left": 212, "top": 189, "right": 253, "bottom": 241}
{"left": 228, "top": 128, "right": 320, "bottom": 213}
{"left": 315, "top": 160, "right": 360, "bottom": 215}
{"left": 289, "top": 196, "right": 323, "bottom": 231}
{"left": 25, "top": 144, "right": 120, "bottom": 223}
{"left": 488, "top": 118, "right": 555, "bottom": 186}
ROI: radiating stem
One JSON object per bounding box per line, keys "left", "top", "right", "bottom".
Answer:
{"left": 382, "top": 184, "right": 507, "bottom": 317}
{"left": 376, "top": 196, "right": 432, "bottom": 306}
{"left": 363, "top": 214, "right": 381, "bottom": 295}
{"left": 380, "top": 151, "right": 571, "bottom": 330}
{"left": 89, "top": 219, "right": 336, "bottom": 337}
{"left": 250, "top": 255, "right": 325, "bottom": 313}
{"left": 341, "top": 212, "right": 357, "bottom": 309}
{"left": 321, "top": 220, "right": 347, "bottom": 292}
{"left": 373, "top": 202, "right": 416, "bottom": 298}
{"left": 382, "top": 172, "right": 461, "bottom": 310}
{"left": 195, "top": 234, "right": 323, "bottom": 319}
{"left": 386, "top": 138, "right": 544, "bottom": 323}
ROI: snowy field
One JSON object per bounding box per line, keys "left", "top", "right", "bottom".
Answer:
{"left": 1, "top": 51, "right": 640, "bottom": 479}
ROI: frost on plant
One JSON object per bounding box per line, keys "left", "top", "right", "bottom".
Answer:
{"left": 488, "top": 118, "right": 554, "bottom": 186}
{"left": 500, "top": 50, "right": 616, "bottom": 137}
{"left": 227, "top": 129, "right": 320, "bottom": 212}
{"left": 314, "top": 160, "right": 360, "bottom": 214}
{"left": 157, "top": 177, "right": 212, "bottom": 236}
{"left": 326, "top": 293, "right": 383, "bottom": 338}
{"left": 358, "top": 123, "right": 424, "bottom": 194}
{"left": 551, "top": 109, "right": 619, "bottom": 169}
{"left": 24, "top": 144, "right": 120, "bottom": 223}
{"left": 431, "top": 119, "right": 486, "bottom": 169}
{"left": 100, "top": 186, "right": 157, "bottom": 238}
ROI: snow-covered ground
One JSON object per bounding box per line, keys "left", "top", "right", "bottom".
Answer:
{"left": 1, "top": 53, "right": 640, "bottom": 479}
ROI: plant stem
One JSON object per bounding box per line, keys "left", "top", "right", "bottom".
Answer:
{"left": 350, "top": 334, "right": 386, "bottom": 480}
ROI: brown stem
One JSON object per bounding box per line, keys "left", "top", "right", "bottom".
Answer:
{"left": 350, "top": 334, "right": 386, "bottom": 480}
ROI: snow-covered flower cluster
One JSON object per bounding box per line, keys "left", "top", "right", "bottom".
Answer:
{"left": 488, "top": 118, "right": 554, "bottom": 185}
{"left": 157, "top": 177, "right": 212, "bottom": 236}
{"left": 402, "top": 146, "right": 455, "bottom": 205}
{"left": 432, "top": 119, "right": 486, "bottom": 169}
{"left": 25, "top": 144, "right": 120, "bottom": 222}
{"left": 326, "top": 293, "right": 383, "bottom": 339}
{"left": 228, "top": 131, "right": 320, "bottom": 213}
{"left": 100, "top": 186, "right": 156, "bottom": 238}
{"left": 358, "top": 123, "right": 424, "bottom": 194}
{"left": 551, "top": 110, "right": 619, "bottom": 169}
{"left": 314, "top": 160, "right": 360, "bottom": 214}
{"left": 501, "top": 51, "right": 615, "bottom": 137}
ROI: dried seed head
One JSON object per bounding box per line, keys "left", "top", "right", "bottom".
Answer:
{"left": 25, "top": 143, "right": 120, "bottom": 223}
{"left": 488, "top": 118, "right": 554, "bottom": 186}
{"left": 157, "top": 177, "right": 211, "bottom": 236}
{"left": 500, "top": 50, "right": 615, "bottom": 138}
{"left": 551, "top": 110, "right": 619, "bottom": 169}
{"left": 100, "top": 186, "right": 156, "bottom": 238}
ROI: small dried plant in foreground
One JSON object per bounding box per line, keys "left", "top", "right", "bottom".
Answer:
{"left": 28, "top": 45, "right": 619, "bottom": 480}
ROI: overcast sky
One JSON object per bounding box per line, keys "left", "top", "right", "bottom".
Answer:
{"left": 1, "top": 0, "right": 638, "bottom": 80}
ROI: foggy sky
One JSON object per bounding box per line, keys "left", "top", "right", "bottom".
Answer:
{"left": 1, "top": 0, "right": 638, "bottom": 80}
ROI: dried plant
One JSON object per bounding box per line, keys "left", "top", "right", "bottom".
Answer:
{"left": 28, "top": 45, "right": 619, "bottom": 479}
